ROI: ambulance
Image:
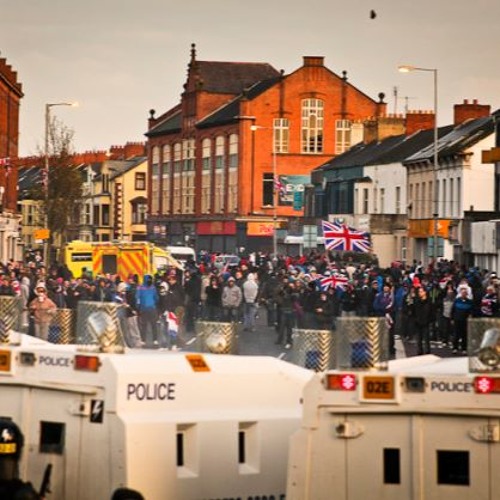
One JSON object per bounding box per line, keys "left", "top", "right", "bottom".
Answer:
{"left": 63, "top": 240, "right": 182, "bottom": 280}
{"left": 286, "top": 354, "right": 500, "bottom": 500}
{"left": 0, "top": 333, "right": 312, "bottom": 500}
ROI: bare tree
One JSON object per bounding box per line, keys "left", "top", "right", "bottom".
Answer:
{"left": 33, "top": 116, "right": 83, "bottom": 259}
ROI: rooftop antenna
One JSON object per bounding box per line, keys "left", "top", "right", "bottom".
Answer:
{"left": 404, "top": 96, "right": 417, "bottom": 114}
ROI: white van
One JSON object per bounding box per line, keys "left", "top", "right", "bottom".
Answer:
{"left": 166, "top": 245, "right": 196, "bottom": 266}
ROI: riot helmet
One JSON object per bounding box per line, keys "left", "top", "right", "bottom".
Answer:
{"left": 0, "top": 418, "right": 23, "bottom": 480}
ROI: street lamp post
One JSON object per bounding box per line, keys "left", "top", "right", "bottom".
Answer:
{"left": 250, "top": 124, "right": 278, "bottom": 257}
{"left": 271, "top": 132, "right": 278, "bottom": 257}
{"left": 398, "top": 65, "right": 439, "bottom": 263}
{"left": 43, "top": 102, "right": 78, "bottom": 267}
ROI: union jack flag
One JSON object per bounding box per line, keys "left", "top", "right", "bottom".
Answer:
{"left": 274, "top": 175, "right": 286, "bottom": 195}
{"left": 322, "top": 221, "right": 371, "bottom": 253}
{"left": 319, "top": 273, "right": 349, "bottom": 291}
{"left": 164, "top": 311, "right": 179, "bottom": 337}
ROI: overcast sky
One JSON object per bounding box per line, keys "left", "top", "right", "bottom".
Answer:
{"left": 1, "top": 0, "right": 499, "bottom": 157}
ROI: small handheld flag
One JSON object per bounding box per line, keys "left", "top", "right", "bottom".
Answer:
{"left": 165, "top": 311, "right": 179, "bottom": 338}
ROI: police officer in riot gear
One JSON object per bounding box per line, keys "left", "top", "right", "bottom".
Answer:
{"left": 0, "top": 418, "right": 40, "bottom": 499}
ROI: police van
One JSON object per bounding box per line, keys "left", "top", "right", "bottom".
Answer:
{"left": 286, "top": 353, "right": 500, "bottom": 499}
{"left": 0, "top": 334, "right": 311, "bottom": 500}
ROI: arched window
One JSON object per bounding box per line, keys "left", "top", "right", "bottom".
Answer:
{"left": 301, "top": 99, "right": 324, "bottom": 153}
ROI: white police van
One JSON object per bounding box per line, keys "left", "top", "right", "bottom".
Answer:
{"left": 0, "top": 334, "right": 311, "bottom": 499}
{"left": 287, "top": 352, "right": 500, "bottom": 499}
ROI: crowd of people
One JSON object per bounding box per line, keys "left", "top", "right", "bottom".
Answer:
{"left": 2, "top": 251, "right": 499, "bottom": 355}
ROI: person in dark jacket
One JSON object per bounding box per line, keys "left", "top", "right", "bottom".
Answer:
{"left": 373, "top": 283, "right": 395, "bottom": 357}
{"left": 276, "top": 281, "right": 298, "bottom": 348}
{"left": 340, "top": 283, "right": 358, "bottom": 317}
{"left": 183, "top": 270, "right": 201, "bottom": 334}
{"left": 259, "top": 272, "right": 280, "bottom": 326}
{"left": 92, "top": 277, "right": 114, "bottom": 302}
{"left": 205, "top": 276, "right": 222, "bottom": 321}
{"left": 413, "top": 286, "right": 433, "bottom": 355}
{"left": 314, "top": 291, "right": 336, "bottom": 330}
{"left": 0, "top": 418, "right": 41, "bottom": 500}
{"left": 452, "top": 287, "right": 474, "bottom": 353}
{"left": 301, "top": 281, "right": 319, "bottom": 329}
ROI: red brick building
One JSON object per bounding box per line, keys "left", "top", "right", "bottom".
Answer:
{"left": 146, "top": 45, "right": 386, "bottom": 252}
{"left": 0, "top": 55, "right": 23, "bottom": 261}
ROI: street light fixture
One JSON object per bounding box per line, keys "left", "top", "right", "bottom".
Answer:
{"left": 398, "top": 65, "right": 439, "bottom": 264}
{"left": 250, "top": 123, "right": 278, "bottom": 257}
{"left": 43, "top": 101, "right": 78, "bottom": 267}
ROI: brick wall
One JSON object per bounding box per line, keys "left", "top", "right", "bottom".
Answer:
{"left": 454, "top": 99, "right": 491, "bottom": 125}
{"left": 0, "top": 57, "right": 23, "bottom": 212}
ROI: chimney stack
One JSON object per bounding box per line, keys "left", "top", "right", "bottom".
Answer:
{"left": 454, "top": 99, "right": 490, "bottom": 125}
{"left": 405, "top": 110, "right": 435, "bottom": 135}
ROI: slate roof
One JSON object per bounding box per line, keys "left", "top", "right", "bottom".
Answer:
{"left": 18, "top": 166, "right": 41, "bottom": 199}
{"left": 316, "top": 124, "right": 457, "bottom": 174}
{"left": 197, "top": 77, "right": 281, "bottom": 128}
{"left": 404, "top": 115, "right": 495, "bottom": 164}
{"left": 109, "top": 157, "right": 147, "bottom": 180}
{"left": 192, "top": 61, "right": 280, "bottom": 94}
{"left": 318, "top": 135, "right": 405, "bottom": 171}
{"left": 146, "top": 110, "right": 182, "bottom": 138}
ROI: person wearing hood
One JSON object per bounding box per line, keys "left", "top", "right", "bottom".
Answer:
{"left": 28, "top": 282, "right": 57, "bottom": 341}
{"left": 222, "top": 277, "right": 242, "bottom": 323}
{"left": 135, "top": 275, "right": 159, "bottom": 347}
{"left": 242, "top": 273, "right": 259, "bottom": 331}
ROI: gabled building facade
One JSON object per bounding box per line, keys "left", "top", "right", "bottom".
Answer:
{"left": 404, "top": 101, "right": 494, "bottom": 263}
{"left": 0, "top": 55, "right": 23, "bottom": 261}
{"left": 146, "top": 45, "right": 387, "bottom": 253}
{"left": 74, "top": 156, "right": 148, "bottom": 243}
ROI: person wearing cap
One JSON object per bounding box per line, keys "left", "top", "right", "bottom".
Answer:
{"left": 28, "top": 282, "right": 57, "bottom": 342}
{"left": 0, "top": 418, "right": 41, "bottom": 499}
{"left": 222, "top": 276, "right": 242, "bottom": 323}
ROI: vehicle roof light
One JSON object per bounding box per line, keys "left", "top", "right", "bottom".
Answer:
{"left": 74, "top": 355, "right": 100, "bottom": 372}
{"left": 325, "top": 373, "right": 357, "bottom": 391}
{"left": 474, "top": 376, "right": 500, "bottom": 394}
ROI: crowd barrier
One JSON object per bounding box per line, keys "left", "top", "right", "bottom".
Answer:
{"left": 196, "top": 321, "right": 237, "bottom": 354}
{"left": 289, "top": 317, "right": 389, "bottom": 371}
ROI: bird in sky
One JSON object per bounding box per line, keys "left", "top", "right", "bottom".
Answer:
{"left": 370, "top": 9, "right": 377, "bottom": 19}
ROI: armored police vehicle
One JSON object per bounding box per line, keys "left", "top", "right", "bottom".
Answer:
{"left": 286, "top": 351, "right": 500, "bottom": 500}
{"left": 0, "top": 334, "right": 311, "bottom": 499}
